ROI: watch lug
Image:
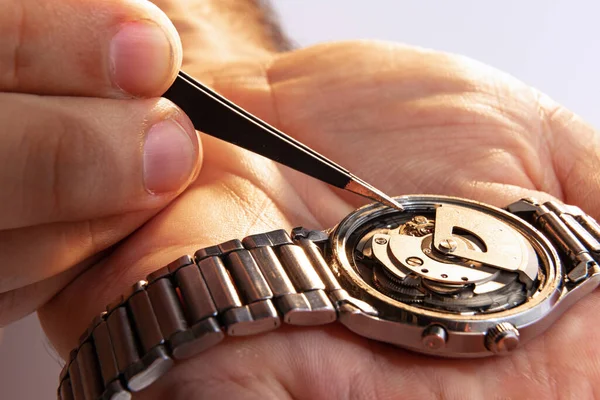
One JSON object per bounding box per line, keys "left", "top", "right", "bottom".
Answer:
{"left": 567, "top": 258, "right": 592, "bottom": 283}
{"left": 506, "top": 198, "right": 539, "bottom": 219}
{"left": 558, "top": 267, "right": 600, "bottom": 308}
{"left": 565, "top": 262, "right": 600, "bottom": 287}
{"left": 330, "top": 289, "right": 378, "bottom": 316}
{"left": 291, "top": 227, "right": 329, "bottom": 244}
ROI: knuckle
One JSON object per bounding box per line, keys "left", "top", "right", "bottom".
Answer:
{"left": 49, "top": 111, "right": 101, "bottom": 217}
{"left": 20, "top": 106, "right": 100, "bottom": 219}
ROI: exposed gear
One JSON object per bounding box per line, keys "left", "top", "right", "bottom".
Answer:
{"left": 399, "top": 215, "right": 434, "bottom": 237}
{"left": 357, "top": 208, "right": 534, "bottom": 313}
{"left": 372, "top": 265, "right": 424, "bottom": 299}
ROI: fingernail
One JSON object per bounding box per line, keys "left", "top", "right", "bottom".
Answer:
{"left": 143, "top": 120, "right": 196, "bottom": 194}
{"left": 110, "top": 22, "right": 174, "bottom": 96}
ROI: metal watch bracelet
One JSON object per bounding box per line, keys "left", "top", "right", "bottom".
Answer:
{"left": 508, "top": 198, "right": 600, "bottom": 283}
{"left": 57, "top": 198, "right": 600, "bottom": 400}
{"left": 57, "top": 229, "right": 343, "bottom": 400}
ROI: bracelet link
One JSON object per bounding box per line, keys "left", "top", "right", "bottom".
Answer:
{"left": 519, "top": 199, "right": 600, "bottom": 283}
{"left": 58, "top": 229, "right": 342, "bottom": 400}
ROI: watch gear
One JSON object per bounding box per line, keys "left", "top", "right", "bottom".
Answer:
{"left": 354, "top": 203, "right": 537, "bottom": 313}
{"left": 398, "top": 215, "right": 435, "bottom": 237}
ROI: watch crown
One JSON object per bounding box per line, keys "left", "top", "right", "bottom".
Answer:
{"left": 485, "top": 322, "right": 520, "bottom": 354}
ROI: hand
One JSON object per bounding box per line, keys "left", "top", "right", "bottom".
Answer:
{"left": 0, "top": 0, "right": 202, "bottom": 325}
{"left": 41, "top": 23, "right": 600, "bottom": 400}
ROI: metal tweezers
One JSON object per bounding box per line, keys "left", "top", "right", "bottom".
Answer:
{"left": 163, "top": 71, "right": 403, "bottom": 211}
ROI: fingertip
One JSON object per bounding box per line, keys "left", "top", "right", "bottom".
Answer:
{"left": 142, "top": 101, "right": 201, "bottom": 195}
{"left": 169, "top": 101, "right": 203, "bottom": 180}
{"left": 174, "top": 105, "right": 203, "bottom": 184}
{"left": 109, "top": 3, "right": 183, "bottom": 98}
{"left": 152, "top": 2, "right": 184, "bottom": 91}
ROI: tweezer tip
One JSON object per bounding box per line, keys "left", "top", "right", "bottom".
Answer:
{"left": 344, "top": 177, "right": 404, "bottom": 211}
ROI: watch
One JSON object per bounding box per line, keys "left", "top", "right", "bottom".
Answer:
{"left": 57, "top": 195, "right": 600, "bottom": 400}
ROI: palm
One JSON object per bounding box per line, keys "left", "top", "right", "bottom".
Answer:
{"left": 40, "top": 42, "right": 600, "bottom": 399}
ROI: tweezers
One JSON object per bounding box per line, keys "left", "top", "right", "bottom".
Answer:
{"left": 163, "top": 71, "right": 403, "bottom": 211}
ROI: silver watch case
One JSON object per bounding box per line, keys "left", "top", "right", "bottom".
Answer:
{"left": 328, "top": 195, "right": 600, "bottom": 357}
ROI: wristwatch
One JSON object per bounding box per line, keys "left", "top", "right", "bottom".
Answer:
{"left": 57, "top": 195, "right": 600, "bottom": 400}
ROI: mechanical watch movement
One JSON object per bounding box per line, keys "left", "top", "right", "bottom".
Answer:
{"left": 327, "top": 195, "right": 600, "bottom": 357}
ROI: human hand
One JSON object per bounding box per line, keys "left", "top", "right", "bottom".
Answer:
{"left": 41, "top": 17, "right": 600, "bottom": 400}
{"left": 0, "top": 0, "right": 202, "bottom": 325}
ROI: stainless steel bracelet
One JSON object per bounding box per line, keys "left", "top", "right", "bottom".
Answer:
{"left": 57, "top": 198, "right": 600, "bottom": 399}
{"left": 57, "top": 229, "right": 343, "bottom": 400}
{"left": 508, "top": 198, "right": 600, "bottom": 283}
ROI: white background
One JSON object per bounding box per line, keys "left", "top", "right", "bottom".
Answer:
{"left": 1, "top": 1, "right": 598, "bottom": 399}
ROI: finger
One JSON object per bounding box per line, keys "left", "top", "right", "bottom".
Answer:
{"left": 0, "top": 210, "right": 155, "bottom": 296}
{"left": 0, "top": 253, "right": 87, "bottom": 326}
{"left": 0, "top": 0, "right": 182, "bottom": 97}
{"left": 38, "top": 171, "right": 309, "bottom": 356}
{"left": 0, "top": 93, "right": 201, "bottom": 230}
{"left": 535, "top": 93, "right": 600, "bottom": 218}
{"left": 148, "top": 0, "right": 282, "bottom": 83}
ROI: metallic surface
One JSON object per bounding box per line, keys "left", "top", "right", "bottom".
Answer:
{"left": 198, "top": 256, "right": 242, "bottom": 312}
{"left": 250, "top": 246, "right": 296, "bottom": 296}
{"left": 58, "top": 229, "right": 343, "bottom": 399}
{"left": 105, "top": 308, "right": 139, "bottom": 373}
{"left": 67, "top": 358, "right": 84, "bottom": 400}
{"left": 275, "top": 293, "right": 313, "bottom": 325}
{"left": 303, "top": 290, "right": 337, "bottom": 323}
{"left": 226, "top": 250, "right": 273, "bottom": 303}
{"left": 344, "top": 177, "right": 403, "bottom": 211}
{"left": 91, "top": 322, "right": 119, "bottom": 387}
{"left": 295, "top": 238, "right": 342, "bottom": 291}
{"left": 127, "top": 291, "right": 163, "bottom": 353}
{"left": 485, "top": 323, "right": 520, "bottom": 354}
{"left": 376, "top": 233, "right": 499, "bottom": 284}
{"left": 172, "top": 318, "right": 224, "bottom": 360}
{"left": 279, "top": 245, "right": 326, "bottom": 291}
{"left": 432, "top": 204, "right": 533, "bottom": 276}
{"left": 126, "top": 346, "right": 172, "bottom": 392}
{"left": 57, "top": 196, "right": 600, "bottom": 398}
{"left": 77, "top": 341, "right": 103, "bottom": 400}
{"left": 174, "top": 264, "right": 218, "bottom": 323}
{"left": 59, "top": 379, "right": 74, "bottom": 400}
{"left": 422, "top": 325, "right": 448, "bottom": 350}
{"left": 535, "top": 201, "right": 598, "bottom": 282}
{"left": 330, "top": 195, "right": 599, "bottom": 357}
{"left": 100, "top": 381, "right": 131, "bottom": 400}
{"left": 223, "top": 300, "right": 280, "bottom": 336}
{"left": 146, "top": 279, "right": 187, "bottom": 341}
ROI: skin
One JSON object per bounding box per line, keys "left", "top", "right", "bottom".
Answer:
{"left": 0, "top": 0, "right": 202, "bottom": 324}
{"left": 3, "top": 0, "right": 599, "bottom": 398}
